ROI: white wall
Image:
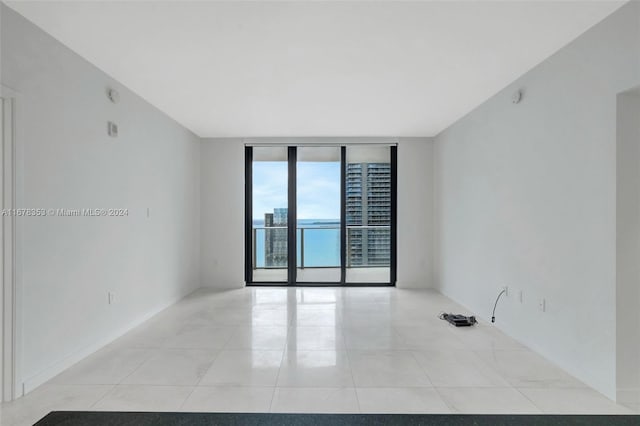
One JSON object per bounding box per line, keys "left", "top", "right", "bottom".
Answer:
{"left": 200, "top": 137, "right": 434, "bottom": 289}
{"left": 200, "top": 139, "right": 245, "bottom": 288}
{"left": 397, "top": 138, "right": 434, "bottom": 288}
{"left": 434, "top": 1, "right": 639, "bottom": 399}
{"left": 616, "top": 89, "right": 640, "bottom": 409}
{"left": 1, "top": 5, "right": 201, "bottom": 394}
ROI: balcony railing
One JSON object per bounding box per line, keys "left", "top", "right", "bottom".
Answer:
{"left": 252, "top": 225, "right": 391, "bottom": 269}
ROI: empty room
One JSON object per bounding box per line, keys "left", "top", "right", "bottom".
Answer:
{"left": 1, "top": 0, "right": 639, "bottom": 425}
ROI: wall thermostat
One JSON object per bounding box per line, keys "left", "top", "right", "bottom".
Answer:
{"left": 107, "top": 88, "right": 120, "bottom": 104}
{"left": 512, "top": 89, "right": 523, "bottom": 104}
{"left": 108, "top": 121, "right": 118, "bottom": 137}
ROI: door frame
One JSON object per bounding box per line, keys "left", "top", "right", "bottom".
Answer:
{"left": 1, "top": 85, "right": 19, "bottom": 401}
{"left": 244, "top": 142, "right": 397, "bottom": 287}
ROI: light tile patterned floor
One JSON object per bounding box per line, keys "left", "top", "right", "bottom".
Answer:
{"left": 0, "top": 287, "right": 635, "bottom": 425}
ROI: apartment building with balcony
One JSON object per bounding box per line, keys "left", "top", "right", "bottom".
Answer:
{"left": 346, "top": 162, "right": 391, "bottom": 267}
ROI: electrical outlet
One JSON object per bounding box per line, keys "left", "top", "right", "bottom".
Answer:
{"left": 539, "top": 298, "right": 546, "bottom": 312}
{"left": 108, "top": 292, "right": 115, "bottom": 305}
{"left": 503, "top": 286, "right": 509, "bottom": 297}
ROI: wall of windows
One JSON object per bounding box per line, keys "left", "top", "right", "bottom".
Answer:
{"left": 246, "top": 144, "right": 396, "bottom": 286}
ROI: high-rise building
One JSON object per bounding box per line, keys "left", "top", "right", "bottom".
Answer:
{"left": 273, "top": 208, "right": 287, "bottom": 225}
{"left": 346, "top": 162, "right": 391, "bottom": 266}
{"left": 264, "top": 208, "right": 288, "bottom": 267}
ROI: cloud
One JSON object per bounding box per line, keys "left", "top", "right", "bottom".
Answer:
{"left": 253, "top": 162, "right": 288, "bottom": 219}
{"left": 297, "top": 162, "right": 340, "bottom": 219}
{"left": 252, "top": 161, "right": 340, "bottom": 220}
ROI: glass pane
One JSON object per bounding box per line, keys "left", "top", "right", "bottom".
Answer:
{"left": 297, "top": 146, "right": 341, "bottom": 283}
{"left": 252, "top": 147, "right": 288, "bottom": 282}
{"left": 345, "top": 146, "right": 391, "bottom": 283}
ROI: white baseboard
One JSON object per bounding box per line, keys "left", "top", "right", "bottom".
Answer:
{"left": 395, "top": 280, "right": 434, "bottom": 289}
{"left": 20, "top": 289, "right": 193, "bottom": 396}
{"left": 201, "top": 281, "right": 244, "bottom": 290}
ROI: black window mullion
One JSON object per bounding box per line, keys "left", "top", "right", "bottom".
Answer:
{"left": 244, "top": 146, "right": 253, "bottom": 284}
{"left": 340, "top": 147, "right": 346, "bottom": 285}
{"left": 287, "top": 146, "right": 297, "bottom": 285}
{"left": 390, "top": 145, "right": 397, "bottom": 286}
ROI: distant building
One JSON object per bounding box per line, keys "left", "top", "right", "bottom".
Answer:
{"left": 265, "top": 208, "right": 288, "bottom": 267}
{"left": 346, "top": 163, "right": 391, "bottom": 266}
{"left": 273, "top": 208, "right": 287, "bottom": 225}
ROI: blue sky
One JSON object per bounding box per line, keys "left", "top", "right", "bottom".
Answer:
{"left": 253, "top": 162, "right": 340, "bottom": 220}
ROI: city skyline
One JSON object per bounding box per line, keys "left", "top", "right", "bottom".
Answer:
{"left": 258, "top": 161, "right": 391, "bottom": 269}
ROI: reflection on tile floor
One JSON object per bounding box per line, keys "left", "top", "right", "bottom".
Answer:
{"left": 0, "top": 288, "right": 635, "bottom": 425}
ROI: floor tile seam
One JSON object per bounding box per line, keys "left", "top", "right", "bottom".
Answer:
{"left": 192, "top": 347, "right": 224, "bottom": 388}
{"left": 71, "top": 347, "right": 157, "bottom": 388}
{"left": 467, "top": 348, "right": 537, "bottom": 386}
{"left": 122, "top": 346, "right": 222, "bottom": 385}
{"left": 177, "top": 385, "right": 199, "bottom": 411}
{"left": 216, "top": 329, "right": 236, "bottom": 351}
{"left": 434, "top": 386, "right": 520, "bottom": 390}
{"left": 351, "top": 384, "right": 436, "bottom": 389}
{"left": 356, "top": 386, "right": 449, "bottom": 414}
{"left": 408, "top": 350, "right": 435, "bottom": 388}
{"left": 415, "top": 349, "right": 514, "bottom": 386}
{"left": 345, "top": 349, "right": 423, "bottom": 356}
{"left": 344, "top": 348, "right": 362, "bottom": 413}
{"left": 274, "top": 384, "right": 360, "bottom": 411}
{"left": 511, "top": 386, "right": 547, "bottom": 414}
{"left": 192, "top": 384, "right": 276, "bottom": 388}
{"left": 96, "top": 384, "right": 196, "bottom": 388}
{"left": 273, "top": 386, "right": 357, "bottom": 389}
{"left": 512, "top": 383, "right": 590, "bottom": 389}
{"left": 86, "top": 384, "right": 118, "bottom": 410}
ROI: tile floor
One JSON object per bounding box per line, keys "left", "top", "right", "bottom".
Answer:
{"left": 0, "top": 287, "right": 635, "bottom": 425}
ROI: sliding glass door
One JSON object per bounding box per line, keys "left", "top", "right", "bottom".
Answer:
{"left": 345, "top": 146, "right": 392, "bottom": 284}
{"left": 246, "top": 144, "right": 396, "bottom": 286}
{"left": 296, "top": 147, "right": 342, "bottom": 283}
{"left": 249, "top": 147, "right": 289, "bottom": 283}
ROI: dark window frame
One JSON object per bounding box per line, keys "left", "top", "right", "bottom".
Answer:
{"left": 244, "top": 145, "right": 397, "bottom": 287}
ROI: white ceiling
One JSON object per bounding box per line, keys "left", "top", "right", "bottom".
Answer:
{"left": 7, "top": 1, "right": 626, "bottom": 138}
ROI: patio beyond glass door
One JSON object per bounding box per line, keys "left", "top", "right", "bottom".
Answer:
{"left": 245, "top": 144, "right": 396, "bottom": 286}
{"left": 250, "top": 147, "right": 289, "bottom": 283}
{"left": 296, "top": 147, "right": 342, "bottom": 283}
